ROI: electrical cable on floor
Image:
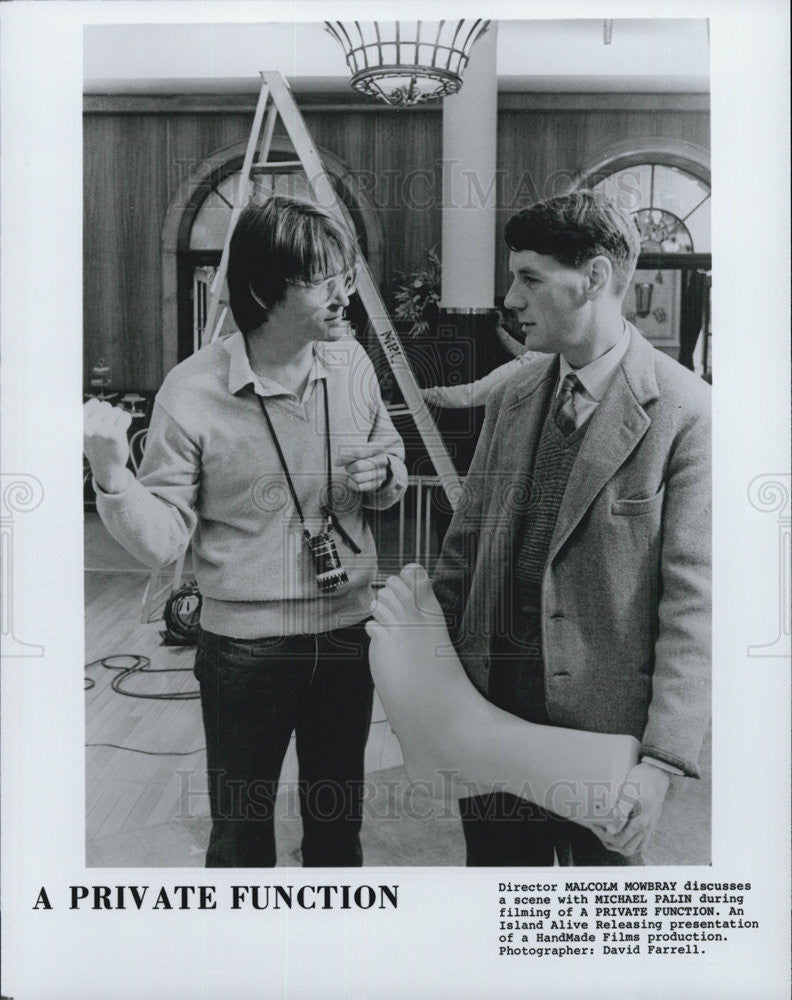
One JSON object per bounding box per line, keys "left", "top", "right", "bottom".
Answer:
{"left": 84, "top": 653, "right": 200, "bottom": 700}
{"left": 85, "top": 653, "right": 203, "bottom": 756}
{"left": 85, "top": 742, "right": 205, "bottom": 756}
{"left": 84, "top": 582, "right": 203, "bottom": 757}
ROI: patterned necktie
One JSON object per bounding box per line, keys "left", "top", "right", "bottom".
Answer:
{"left": 553, "top": 372, "right": 582, "bottom": 436}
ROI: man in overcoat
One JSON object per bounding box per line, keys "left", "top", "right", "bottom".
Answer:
{"left": 432, "top": 191, "right": 711, "bottom": 866}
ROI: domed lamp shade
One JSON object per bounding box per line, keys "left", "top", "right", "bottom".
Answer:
{"left": 325, "top": 20, "right": 490, "bottom": 106}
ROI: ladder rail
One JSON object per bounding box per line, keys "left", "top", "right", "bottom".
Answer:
{"left": 262, "top": 72, "right": 462, "bottom": 505}
{"left": 202, "top": 71, "right": 462, "bottom": 509}
{"left": 256, "top": 98, "right": 279, "bottom": 180}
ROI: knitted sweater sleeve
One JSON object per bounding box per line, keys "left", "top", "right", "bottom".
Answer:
{"left": 94, "top": 400, "right": 198, "bottom": 569}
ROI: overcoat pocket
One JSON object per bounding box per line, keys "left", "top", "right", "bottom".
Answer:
{"left": 611, "top": 485, "right": 665, "bottom": 517}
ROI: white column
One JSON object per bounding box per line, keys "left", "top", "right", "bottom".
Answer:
{"left": 440, "top": 23, "right": 498, "bottom": 309}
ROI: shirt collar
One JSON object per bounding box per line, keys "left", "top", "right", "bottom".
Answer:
{"left": 557, "top": 321, "right": 630, "bottom": 401}
{"left": 224, "top": 331, "right": 330, "bottom": 398}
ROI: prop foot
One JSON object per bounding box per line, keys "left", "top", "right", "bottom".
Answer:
{"left": 367, "top": 565, "right": 639, "bottom": 827}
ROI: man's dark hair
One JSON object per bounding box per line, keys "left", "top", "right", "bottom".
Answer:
{"left": 504, "top": 191, "right": 641, "bottom": 294}
{"left": 227, "top": 195, "right": 357, "bottom": 334}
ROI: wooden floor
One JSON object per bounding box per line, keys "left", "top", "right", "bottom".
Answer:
{"left": 84, "top": 569, "right": 421, "bottom": 867}
{"left": 85, "top": 570, "right": 209, "bottom": 863}
{"left": 84, "top": 513, "right": 711, "bottom": 868}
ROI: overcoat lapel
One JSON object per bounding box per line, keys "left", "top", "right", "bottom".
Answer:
{"left": 547, "top": 327, "right": 660, "bottom": 561}
{"left": 480, "top": 358, "right": 557, "bottom": 635}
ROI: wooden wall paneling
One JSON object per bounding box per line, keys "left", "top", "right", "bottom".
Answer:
{"left": 84, "top": 116, "right": 139, "bottom": 386}
{"left": 303, "top": 111, "right": 376, "bottom": 253}
{"left": 84, "top": 112, "right": 259, "bottom": 391}
{"left": 303, "top": 111, "right": 370, "bottom": 173}
{"left": 84, "top": 116, "right": 126, "bottom": 385}
{"left": 304, "top": 109, "right": 444, "bottom": 301}
{"left": 164, "top": 112, "right": 254, "bottom": 208}
{"left": 493, "top": 107, "right": 710, "bottom": 298}
{"left": 304, "top": 109, "right": 444, "bottom": 303}
{"left": 122, "top": 117, "right": 171, "bottom": 388}
{"left": 83, "top": 101, "right": 709, "bottom": 390}
{"left": 495, "top": 110, "right": 559, "bottom": 295}
{"left": 84, "top": 115, "right": 170, "bottom": 389}
{"left": 375, "top": 111, "right": 443, "bottom": 300}
{"left": 654, "top": 111, "right": 710, "bottom": 149}
{"left": 85, "top": 92, "right": 710, "bottom": 116}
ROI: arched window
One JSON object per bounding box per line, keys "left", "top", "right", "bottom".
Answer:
{"left": 161, "top": 138, "right": 383, "bottom": 372}
{"left": 591, "top": 162, "right": 710, "bottom": 254}
{"left": 576, "top": 141, "right": 711, "bottom": 377}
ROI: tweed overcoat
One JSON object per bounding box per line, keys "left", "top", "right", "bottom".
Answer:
{"left": 432, "top": 327, "right": 711, "bottom": 777}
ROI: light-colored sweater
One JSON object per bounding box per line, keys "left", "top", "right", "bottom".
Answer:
{"left": 96, "top": 332, "right": 407, "bottom": 638}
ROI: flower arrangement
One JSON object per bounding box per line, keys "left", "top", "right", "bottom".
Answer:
{"left": 392, "top": 246, "right": 441, "bottom": 336}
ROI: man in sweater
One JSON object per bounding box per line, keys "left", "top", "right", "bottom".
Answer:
{"left": 421, "top": 192, "right": 710, "bottom": 865}
{"left": 83, "top": 196, "right": 407, "bottom": 867}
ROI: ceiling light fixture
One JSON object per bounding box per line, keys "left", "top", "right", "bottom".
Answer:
{"left": 324, "top": 20, "right": 490, "bottom": 107}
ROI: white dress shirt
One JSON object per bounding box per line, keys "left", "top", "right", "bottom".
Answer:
{"left": 555, "top": 321, "right": 630, "bottom": 428}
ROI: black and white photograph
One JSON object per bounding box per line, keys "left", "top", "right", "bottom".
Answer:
{"left": 1, "top": 2, "right": 789, "bottom": 998}
{"left": 80, "top": 14, "right": 715, "bottom": 872}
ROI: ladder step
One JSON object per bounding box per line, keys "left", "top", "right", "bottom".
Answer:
{"left": 250, "top": 161, "right": 304, "bottom": 173}
{"left": 203, "top": 71, "right": 461, "bottom": 509}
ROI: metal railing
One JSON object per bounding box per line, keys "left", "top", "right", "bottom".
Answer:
{"left": 373, "top": 473, "right": 452, "bottom": 583}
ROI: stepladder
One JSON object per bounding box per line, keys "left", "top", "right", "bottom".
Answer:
{"left": 202, "top": 71, "right": 462, "bottom": 509}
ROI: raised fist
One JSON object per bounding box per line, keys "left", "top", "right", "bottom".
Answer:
{"left": 83, "top": 398, "right": 133, "bottom": 493}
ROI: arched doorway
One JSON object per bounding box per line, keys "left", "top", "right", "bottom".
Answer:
{"left": 160, "top": 137, "right": 384, "bottom": 374}
{"left": 574, "top": 139, "right": 712, "bottom": 376}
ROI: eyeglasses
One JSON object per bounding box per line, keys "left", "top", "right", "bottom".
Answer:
{"left": 290, "top": 268, "right": 358, "bottom": 298}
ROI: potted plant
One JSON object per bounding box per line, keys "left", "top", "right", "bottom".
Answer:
{"left": 392, "top": 246, "right": 441, "bottom": 336}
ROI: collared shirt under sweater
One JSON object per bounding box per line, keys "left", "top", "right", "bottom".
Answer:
{"left": 95, "top": 331, "right": 408, "bottom": 638}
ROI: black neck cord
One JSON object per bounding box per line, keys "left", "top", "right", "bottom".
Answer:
{"left": 257, "top": 380, "right": 361, "bottom": 553}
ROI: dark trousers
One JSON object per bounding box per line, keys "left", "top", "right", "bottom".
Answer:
{"left": 193, "top": 622, "right": 373, "bottom": 868}
{"left": 460, "top": 793, "right": 641, "bottom": 866}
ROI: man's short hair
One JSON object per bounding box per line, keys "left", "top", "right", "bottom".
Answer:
{"left": 504, "top": 191, "right": 641, "bottom": 294}
{"left": 228, "top": 195, "right": 357, "bottom": 335}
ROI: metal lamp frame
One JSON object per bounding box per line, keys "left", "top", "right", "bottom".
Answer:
{"left": 325, "top": 20, "right": 490, "bottom": 106}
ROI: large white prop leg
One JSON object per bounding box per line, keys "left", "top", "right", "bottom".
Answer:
{"left": 367, "top": 565, "right": 639, "bottom": 829}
